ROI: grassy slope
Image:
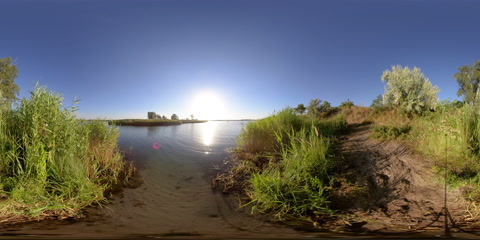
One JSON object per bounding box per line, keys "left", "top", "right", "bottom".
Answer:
{"left": 216, "top": 105, "right": 480, "bottom": 225}
{"left": 368, "top": 104, "right": 480, "bottom": 202}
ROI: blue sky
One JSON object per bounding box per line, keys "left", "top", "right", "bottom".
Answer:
{"left": 1, "top": 0, "right": 479, "bottom": 120}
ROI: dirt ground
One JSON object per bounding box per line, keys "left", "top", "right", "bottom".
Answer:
{"left": 328, "top": 122, "right": 476, "bottom": 233}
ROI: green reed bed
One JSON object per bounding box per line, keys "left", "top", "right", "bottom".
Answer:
{"left": 0, "top": 86, "right": 131, "bottom": 221}
{"left": 228, "top": 108, "right": 346, "bottom": 220}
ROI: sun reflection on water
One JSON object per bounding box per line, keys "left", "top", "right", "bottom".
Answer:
{"left": 201, "top": 121, "right": 217, "bottom": 147}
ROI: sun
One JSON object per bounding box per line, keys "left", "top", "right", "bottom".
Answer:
{"left": 191, "top": 91, "right": 225, "bottom": 120}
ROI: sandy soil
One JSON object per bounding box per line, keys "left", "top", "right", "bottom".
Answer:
{"left": 329, "top": 122, "right": 475, "bottom": 233}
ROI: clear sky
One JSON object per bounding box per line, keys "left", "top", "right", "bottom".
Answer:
{"left": 1, "top": 0, "right": 479, "bottom": 120}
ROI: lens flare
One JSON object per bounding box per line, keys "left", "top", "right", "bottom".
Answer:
{"left": 152, "top": 141, "right": 161, "bottom": 149}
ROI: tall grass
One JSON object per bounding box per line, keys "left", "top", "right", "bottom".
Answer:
{"left": 0, "top": 86, "right": 131, "bottom": 220}
{"left": 234, "top": 108, "right": 346, "bottom": 219}
{"left": 237, "top": 108, "right": 303, "bottom": 153}
{"left": 247, "top": 127, "right": 333, "bottom": 219}
{"left": 237, "top": 108, "right": 346, "bottom": 153}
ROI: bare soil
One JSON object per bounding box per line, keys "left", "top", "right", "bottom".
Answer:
{"left": 329, "top": 122, "right": 475, "bottom": 233}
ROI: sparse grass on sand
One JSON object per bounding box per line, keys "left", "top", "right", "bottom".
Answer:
{"left": 369, "top": 103, "right": 480, "bottom": 202}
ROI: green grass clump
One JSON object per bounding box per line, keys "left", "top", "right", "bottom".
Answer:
{"left": 247, "top": 127, "right": 333, "bottom": 219}
{"left": 232, "top": 108, "right": 346, "bottom": 220}
{"left": 237, "top": 108, "right": 304, "bottom": 153}
{"left": 237, "top": 107, "right": 346, "bottom": 153}
{"left": 371, "top": 124, "right": 411, "bottom": 140}
{"left": 0, "top": 85, "right": 131, "bottom": 220}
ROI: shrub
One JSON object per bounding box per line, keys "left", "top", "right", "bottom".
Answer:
{"left": 381, "top": 65, "right": 439, "bottom": 115}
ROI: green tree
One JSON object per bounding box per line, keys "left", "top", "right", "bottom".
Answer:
{"left": 454, "top": 59, "right": 480, "bottom": 105}
{"left": 307, "top": 98, "right": 331, "bottom": 116}
{"left": 320, "top": 101, "right": 331, "bottom": 112}
{"left": 371, "top": 94, "right": 384, "bottom": 108}
{"left": 339, "top": 99, "right": 354, "bottom": 108}
{"left": 307, "top": 98, "right": 322, "bottom": 116}
{"left": 171, "top": 113, "right": 179, "bottom": 120}
{"left": 0, "top": 57, "right": 20, "bottom": 109}
{"left": 381, "top": 65, "right": 439, "bottom": 115}
{"left": 294, "top": 103, "right": 306, "bottom": 114}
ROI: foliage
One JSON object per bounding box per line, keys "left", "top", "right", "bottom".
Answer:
{"left": 247, "top": 127, "right": 333, "bottom": 218}
{"left": 171, "top": 113, "right": 179, "bottom": 120}
{"left": 233, "top": 108, "right": 346, "bottom": 220}
{"left": 294, "top": 103, "right": 306, "bottom": 115}
{"left": 339, "top": 99, "right": 354, "bottom": 108}
{"left": 370, "top": 94, "right": 384, "bottom": 108}
{"left": 371, "top": 103, "right": 480, "bottom": 200}
{"left": 307, "top": 98, "right": 331, "bottom": 117}
{"left": 0, "top": 85, "right": 131, "bottom": 219}
{"left": 237, "top": 108, "right": 303, "bottom": 153}
{"left": 372, "top": 124, "right": 411, "bottom": 140}
{"left": 0, "top": 57, "right": 20, "bottom": 109}
{"left": 381, "top": 65, "right": 439, "bottom": 115}
{"left": 108, "top": 119, "right": 182, "bottom": 126}
{"left": 454, "top": 59, "right": 480, "bottom": 106}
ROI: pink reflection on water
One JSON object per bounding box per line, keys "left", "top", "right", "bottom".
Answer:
{"left": 152, "top": 141, "right": 161, "bottom": 149}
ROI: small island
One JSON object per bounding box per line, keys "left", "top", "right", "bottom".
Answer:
{"left": 108, "top": 119, "right": 207, "bottom": 126}
{"left": 108, "top": 112, "right": 207, "bottom": 126}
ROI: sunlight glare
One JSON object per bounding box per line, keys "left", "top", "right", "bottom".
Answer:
{"left": 191, "top": 91, "right": 225, "bottom": 120}
{"left": 201, "top": 121, "right": 217, "bottom": 146}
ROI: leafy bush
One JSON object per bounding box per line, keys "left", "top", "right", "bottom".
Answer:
{"left": 381, "top": 65, "right": 439, "bottom": 115}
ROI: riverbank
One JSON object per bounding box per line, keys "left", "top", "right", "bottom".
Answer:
{"left": 213, "top": 105, "right": 480, "bottom": 233}
{"left": 108, "top": 119, "right": 207, "bottom": 126}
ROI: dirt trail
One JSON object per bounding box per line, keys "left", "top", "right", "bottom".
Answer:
{"left": 332, "top": 123, "right": 472, "bottom": 232}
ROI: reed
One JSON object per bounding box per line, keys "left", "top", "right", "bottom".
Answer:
{"left": 0, "top": 85, "right": 131, "bottom": 220}
{"left": 234, "top": 108, "right": 346, "bottom": 219}
{"left": 247, "top": 126, "right": 333, "bottom": 219}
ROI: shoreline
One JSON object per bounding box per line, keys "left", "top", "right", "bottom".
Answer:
{"left": 108, "top": 119, "right": 208, "bottom": 126}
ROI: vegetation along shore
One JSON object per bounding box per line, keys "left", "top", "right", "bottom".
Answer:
{"left": 108, "top": 119, "right": 207, "bottom": 126}
{"left": 214, "top": 60, "right": 480, "bottom": 233}
{"left": 0, "top": 57, "right": 134, "bottom": 225}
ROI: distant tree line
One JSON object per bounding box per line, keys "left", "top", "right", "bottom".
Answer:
{"left": 147, "top": 112, "right": 196, "bottom": 120}
{"left": 294, "top": 98, "right": 354, "bottom": 118}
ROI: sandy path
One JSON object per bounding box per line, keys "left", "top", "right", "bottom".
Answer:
{"left": 333, "top": 123, "right": 471, "bottom": 232}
